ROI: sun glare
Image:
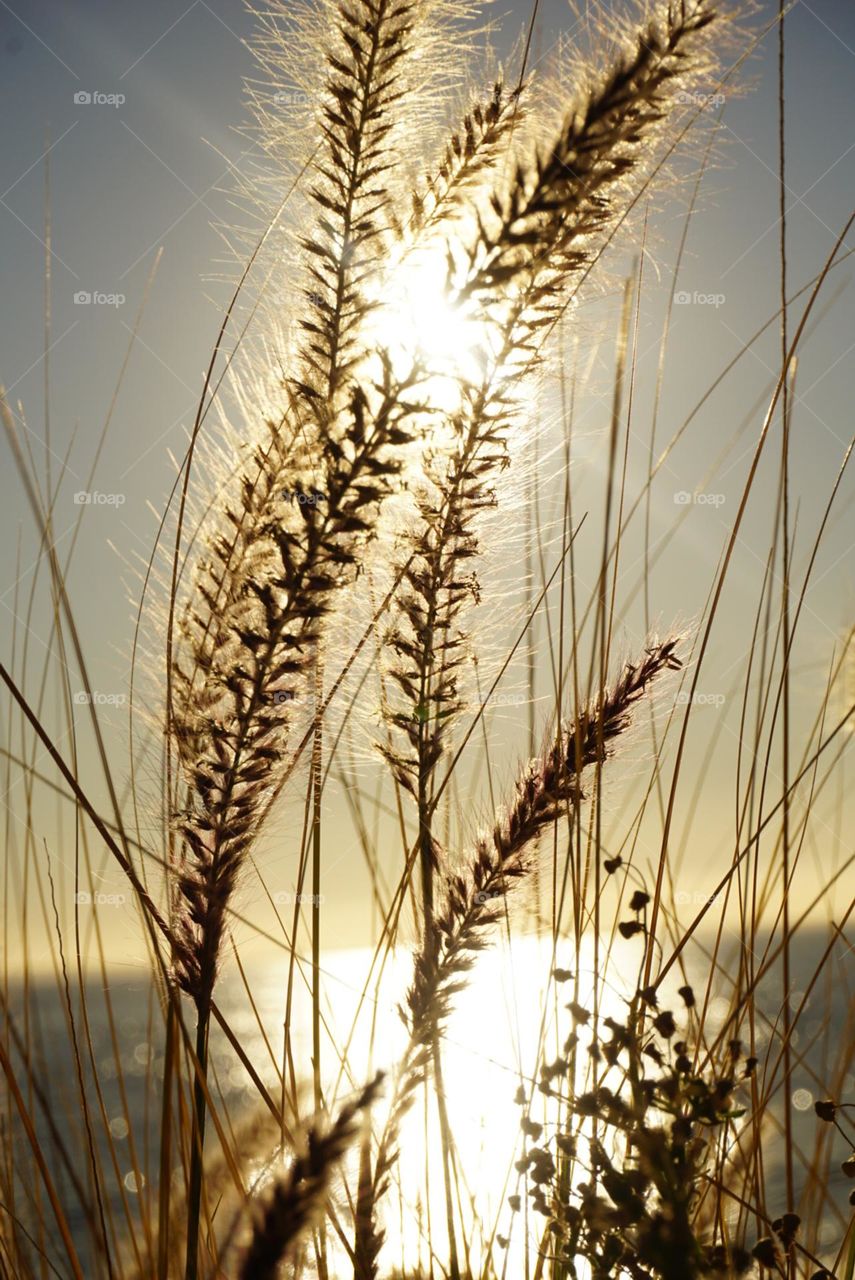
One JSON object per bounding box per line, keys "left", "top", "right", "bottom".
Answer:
{"left": 370, "top": 249, "right": 488, "bottom": 402}
{"left": 249, "top": 934, "right": 652, "bottom": 1275}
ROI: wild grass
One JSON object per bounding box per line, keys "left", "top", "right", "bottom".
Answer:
{"left": 1, "top": 1, "right": 854, "bottom": 1279}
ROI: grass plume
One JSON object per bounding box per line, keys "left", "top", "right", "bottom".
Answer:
{"left": 238, "top": 1075, "right": 382, "bottom": 1280}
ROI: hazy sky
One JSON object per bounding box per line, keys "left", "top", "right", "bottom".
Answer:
{"left": 1, "top": 0, "right": 853, "bottom": 967}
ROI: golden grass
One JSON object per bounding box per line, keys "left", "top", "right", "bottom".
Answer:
{"left": 0, "top": 1, "right": 853, "bottom": 1278}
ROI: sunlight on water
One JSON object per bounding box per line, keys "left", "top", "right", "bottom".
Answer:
{"left": 242, "top": 931, "right": 644, "bottom": 1275}
{"left": 11, "top": 928, "right": 845, "bottom": 1272}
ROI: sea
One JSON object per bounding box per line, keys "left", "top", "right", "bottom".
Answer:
{"left": 3, "top": 927, "right": 853, "bottom": 1277}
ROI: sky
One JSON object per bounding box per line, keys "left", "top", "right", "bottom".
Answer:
{"left": 0, "top": 0, "right": 853, "bottom": 969}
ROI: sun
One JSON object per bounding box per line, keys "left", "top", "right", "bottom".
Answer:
{"left": 369, "top": 247, "right": 488, "bottom": 403}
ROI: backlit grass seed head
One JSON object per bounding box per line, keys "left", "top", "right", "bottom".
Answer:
{"left": 376, "top": 0, "right": 718, "bottom": 838}
{"left": 170, "top": 370, "right": 422, "bottom": 998}
{"left": 169, "top": 0, "right": 447, "bottom": 1001}
{"left": 356, "top": 641, "right": 682, "bottom": 1279}
{"left": 238, "top": 1076, "right": 382, "bottom": 1280}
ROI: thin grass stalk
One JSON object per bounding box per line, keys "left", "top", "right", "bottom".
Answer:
{"left": 156, "top": 998, "right": 176, "bottom": 1280}
{"left": 311, "top": 652, "right": 326, "bottom": 1277}
{"left": 777, "top": 1, "right": 796, "bottom": 1258}
{"left": 44, "top": 856, "right": 115, "bottom": 1278}
{"left": 184, "top": 1007, "right": 211, "bottom": 1280}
